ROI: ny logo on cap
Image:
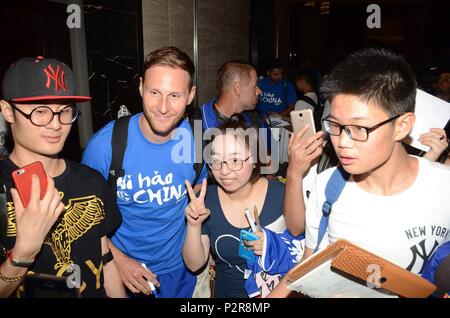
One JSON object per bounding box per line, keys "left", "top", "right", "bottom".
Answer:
{"left": 43, "top": 65, "right": 67, "bottom": 92}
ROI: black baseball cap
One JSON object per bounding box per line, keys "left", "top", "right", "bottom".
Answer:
{"left": 2, "top": 56, "right": 91, "bottom": 103}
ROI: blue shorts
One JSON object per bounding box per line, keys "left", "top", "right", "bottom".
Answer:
{"left": 128, "top": 265, "right": 196, "bottom": 298}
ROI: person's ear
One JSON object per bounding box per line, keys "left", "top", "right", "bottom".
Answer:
{"left": 0, "top": 100, "right": 15, "bottom": 124}
{"left": 138, "top": 77, "right": 144, "bottom": 97}
{"left": 233, "top": 81, "right": 243, "bottom": 97}
{"left": 187, "top": 85, "right": 196, "bottom": 105}
{"left": 394, "top": 112, "right": 415, "bottom": 141}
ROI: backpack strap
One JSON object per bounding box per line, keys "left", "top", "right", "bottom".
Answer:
{"left": 192, "top": 161, "right": 204, "bottom": 186}
{"left": 298, "top": 94, "right": 318, "bottom": 109}
{"left": 188, "top": 107, "right": 205, "bottom": 186}
{"left": 244, "top": 111, "right": 264, "bottom": 130}
{"left": 314, "top": 166, "right": 350, "bottom": 253}
{"left": 107, "top": 116, "right": 131, "bottom": 200}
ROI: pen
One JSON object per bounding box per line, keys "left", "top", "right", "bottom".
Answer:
{"left": 141, "top": 263, "right": 158, "bottom": 298}
{"left": 245, "top": 208, "right": 257, "bottom": 232}
{"left": 253, "top": 205, "right": 261, "bottom": 230}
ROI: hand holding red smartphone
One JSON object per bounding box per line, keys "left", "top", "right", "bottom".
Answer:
{"left": 12, "top": 161, "right": 48, "bottom": 208}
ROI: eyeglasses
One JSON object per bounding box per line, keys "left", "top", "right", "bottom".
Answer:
{"left": 10, "top": 103, "right": 80, "bottom": 127}
{"left": 208, "top": 156, "right": 251, "bottom": 171}
{"left": 322, "top": 114, "right": 403, "bottom": 142}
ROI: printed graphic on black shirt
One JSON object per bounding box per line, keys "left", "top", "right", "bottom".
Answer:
{"left": 0, "top": 159, "right": 121, "bottom": 297}
{"left": 7, "top": 194, "right": 106, "bottom": 269}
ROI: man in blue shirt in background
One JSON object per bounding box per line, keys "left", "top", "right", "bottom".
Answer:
{"left": 200, "top": 61, "right": 279, "bottom": 174}
{"left": 201, "top": 61, "right": 262, "bottom": 130}
{"left": 256, "top": 59, "right": 297, "bottom": 118}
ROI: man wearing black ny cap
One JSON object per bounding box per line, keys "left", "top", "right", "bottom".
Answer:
{"left": 0, "top": 56, "right": 124, "bottom": 297}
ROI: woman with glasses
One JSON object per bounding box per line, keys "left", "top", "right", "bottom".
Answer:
{"left": 182, "top": 120, "right": 288, "bottom": 298}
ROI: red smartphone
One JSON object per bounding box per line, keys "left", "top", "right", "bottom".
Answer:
{"left": 12, "top": 161, "right": 48, "bottom": 208}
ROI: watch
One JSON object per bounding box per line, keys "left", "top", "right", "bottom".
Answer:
{"left": 6, "top": 250, "right": 35, "bottom": 267}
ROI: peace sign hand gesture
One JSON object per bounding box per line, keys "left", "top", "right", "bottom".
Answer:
{"left": 185, "top": 179, "right": 210, "bottom": 227}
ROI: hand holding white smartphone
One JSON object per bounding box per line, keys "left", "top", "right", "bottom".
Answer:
{"left": 290, "top": 109, "right": 316, "bottom": 141}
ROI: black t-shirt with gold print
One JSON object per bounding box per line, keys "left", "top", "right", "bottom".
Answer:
{"left": 0, "top": 158, "right": 122, "bottom": 298}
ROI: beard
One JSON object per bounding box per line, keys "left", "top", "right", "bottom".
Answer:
{"left": 143, "top": 111, "right": 184, "bottom": 138}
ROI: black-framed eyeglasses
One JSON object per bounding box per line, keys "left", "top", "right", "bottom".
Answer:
{"left": 10, "top": 103, "right": 81, "bottom": 127}
{"left": 322, "top": 114, "right": 403, "bottom": 142}
{"left": 208, "top": 156, "right": 252, "bottom": 171}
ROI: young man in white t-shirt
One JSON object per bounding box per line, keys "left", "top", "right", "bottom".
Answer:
{"left": 269, "top": 48, "right": 450, "bottom": 297}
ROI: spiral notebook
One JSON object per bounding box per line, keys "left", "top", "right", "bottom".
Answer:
{"left": 285, "top": 239, "right": 436, "bottom": 298}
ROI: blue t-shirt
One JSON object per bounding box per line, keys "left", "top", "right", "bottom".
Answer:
{"left": 245, "top": 229, "right": 305, "bottom": 297}
{"left": 201, "top": 180, "right": 285, "bottom": 298}
{"left": 82, "top": 113, "right": 207, "bottom": 275}
{"left": 256, "top": 77, "right": 297, "bottom": 117}
{"left": 200, "top": 98, "right": 273, "bottom": 150}
{"left": 422, "top": 240, "right": 450, "bottom": 297}
{"left": 201, "top": 98, "right": 265, "bottom": 130}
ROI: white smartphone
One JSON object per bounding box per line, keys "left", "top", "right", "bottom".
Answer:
{"left": 290, "top": 109, "right": 316, "bottom": 141}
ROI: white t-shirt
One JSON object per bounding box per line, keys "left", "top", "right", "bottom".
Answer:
{"left": 305, "top": 156, "right": 450, "bottom": 274}
{"left": 294, "top": 92, "right": 318, "bottom": 111}
{"left": 302, "top": 163, "right": 318, "bottom": 203}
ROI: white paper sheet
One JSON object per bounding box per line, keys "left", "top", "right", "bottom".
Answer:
{"left": 287, "top": 259, "right": 398, "bottom": 298}
{"left": 407, "top": 89, "right": 450, "bottom": 152}
{"left": 267, "top": 114, "right": 290, "bottom": 127}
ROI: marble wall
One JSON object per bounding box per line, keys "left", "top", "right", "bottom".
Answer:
{"left": 142, "top": 0, "right": 250, "bottom": 105}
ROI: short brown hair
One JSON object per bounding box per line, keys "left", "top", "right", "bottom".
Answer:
{"left": 143, "top": 46, "right": 195, "bottom": 89}
{"left": 217, "top": 61, "right": 256, "bottom": 97}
